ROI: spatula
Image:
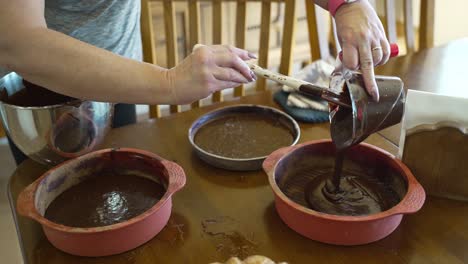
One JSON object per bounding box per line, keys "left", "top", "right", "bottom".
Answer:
{"left": 246, "top": 62, "right": 352, "bottom": 108}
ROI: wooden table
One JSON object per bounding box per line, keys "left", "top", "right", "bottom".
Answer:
{"left": 8, "top": 39, "right": 468, "bottom": 264}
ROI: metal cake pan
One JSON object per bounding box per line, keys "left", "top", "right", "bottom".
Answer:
{"left": 188, "top": 104, "right": 300, "bottom": 171}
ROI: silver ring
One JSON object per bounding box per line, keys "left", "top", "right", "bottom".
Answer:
{"left": 372, "top": 46, "right": 383, "bottom": 51}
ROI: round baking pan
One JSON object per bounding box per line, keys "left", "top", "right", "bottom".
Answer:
{"left": 189, "top": 104, "right": 300, "bottom": 171}
{"left": 263, "top": 140, "right": 426, "bottom": 245}
{"left": 17, "top": 148, "right": 186, "bottom": 257}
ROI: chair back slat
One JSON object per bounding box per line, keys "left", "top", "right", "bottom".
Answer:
{"left": 256, "top": 0, "right": 272, "bottom": 91}
{"left": 419, "top": 0, "right": 435, "bottom": 50}
{"left": 234, "top": 0, "right": 247, "bottom": 97}
{"left": 384, "top": 0, "right": 397, "bottom": 43}
{"left": 403, "top": 0, "right": 415, "bottom": 52}
{"left": 306, "top": 1, "right": 331, "bottom": 60}
{"left": 164, "top": 0, "right": 179, "bottom": 68}
{"left": 188, "top": 0, "right": 200, "bottom": 49}
{"left": 379, "top": 0, "right": 434, "bottom": 53}
{"left": 188, "top": 0, "right": 202, "bottom": 108}
{"left": 278, "top": 0, "right": 296, "bottom": 76}
{"left": 163, "top": 0, "right": 182, "bottom": 114}
{"left": 212, "top": 0, "right": 224, "bottom": 102}
{"left": 141, "top": 0, "right": 157, "bottom": 64}
{"left": 142, "top": 0, "right": 161, "bottom": 118}
{"left": 305, "top": 0, "right": 321, "bottom": 61}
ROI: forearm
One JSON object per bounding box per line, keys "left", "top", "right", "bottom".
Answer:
{"left": 0, "top": 27, "right": 173, "bottom": 104}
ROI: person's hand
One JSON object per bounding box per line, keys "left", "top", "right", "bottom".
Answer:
{"left": 334, "top": 0, "right": 390, "bottom": 101}
{"left": 166, "top": 44, "right": 256, "bottom": 104}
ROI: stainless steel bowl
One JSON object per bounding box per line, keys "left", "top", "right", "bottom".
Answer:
{"left": 0, "top": 72, "right": 113, "bottom": 165}
{"left": 188, "top": 104, "right": 300, "bottom": 171}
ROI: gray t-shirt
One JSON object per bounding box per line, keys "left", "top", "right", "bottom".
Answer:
{"left": 0, "top": 0, "right": 142, "bottom": 78}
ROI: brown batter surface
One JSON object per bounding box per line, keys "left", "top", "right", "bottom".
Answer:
{"left": 194, "top": 114, "right": 294, "bottom": 159}
{"left": 44, "top": 174, "right": 166, "bottom": 227}
{"left": 304, "top": 169, "right": 401, "bottom": 216}
{"left": 279, "top": 156, "right": 404, "bottom": 216}
{"left": 1, "top": 80, "right": 75, "bottom": 107}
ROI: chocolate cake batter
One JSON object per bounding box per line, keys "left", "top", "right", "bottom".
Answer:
{"left": 45, "top": 174, "right": 166, "bottom": 227}
{"left": 2, "top": 80, "right": 75, "bottom": 107}
{"left": 304, "top": 166, "right": 401, "bottom": 216}
{"left": 278, "top": 156, "right": 404, "bottom": 216}
{"left": 304, "top": 133, "right": 392, "bottom": 215}
{"left": 194, "top": 114, "right": 294, "bottom": 159}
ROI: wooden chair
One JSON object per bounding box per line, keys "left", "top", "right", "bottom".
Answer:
{"left": 140, "top": 0, "right": 327, "bottom": 118}
{"left": 140, "top": 0, "right": 435, "bottom": 118}
{"left": 382, "top": 0, "right": 435, "bottom": 53}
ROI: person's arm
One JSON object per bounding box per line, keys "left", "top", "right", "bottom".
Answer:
{"left": 0, "top": 0, "right": 255, "bottom": 105}
{"left": 313, "top": 0, "right": 390, "bottom": 101}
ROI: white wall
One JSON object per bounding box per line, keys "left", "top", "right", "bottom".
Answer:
{"left": 434, "top": 0, "right": 468, "bottom": 46}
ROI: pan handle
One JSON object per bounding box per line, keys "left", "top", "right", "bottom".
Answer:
{"left": 17, "top": 181, "right": 42, "bottom": 221}
{"left": 396, "top": 181, "right": 426, "bottom": 215}
{"left": 162, "top": 160, "right": 187, "bottom": 195}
